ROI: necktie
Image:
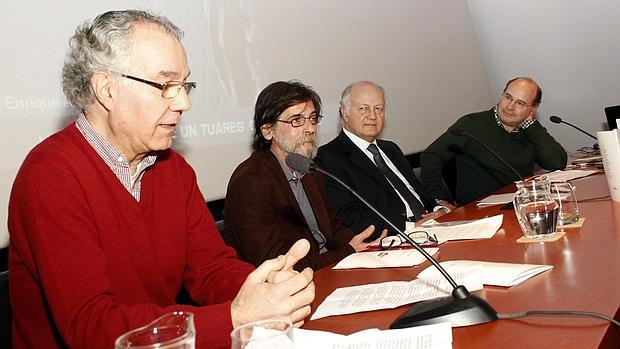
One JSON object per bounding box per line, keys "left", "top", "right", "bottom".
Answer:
{"left": 290, "top": 177, "right": 327, "bottom": 254}
{"left": 367, "top": 143, "right": 427, "bottom": 220}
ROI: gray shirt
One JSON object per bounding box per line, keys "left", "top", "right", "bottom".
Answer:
{"left": 271, "top": 149, "right": 327, "bottom": 253}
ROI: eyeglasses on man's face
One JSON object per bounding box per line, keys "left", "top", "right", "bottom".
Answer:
{"left": 120, "top": 73, "right": 197, "bottom": 99}
{"left": 501, "top": 93, "right": 533, "bottom": 110}
{"left": 276, "top": 113, "right": 323, "bottom": 128}
{"left": 378, "top": 231, "right": 439, "bottom": 250}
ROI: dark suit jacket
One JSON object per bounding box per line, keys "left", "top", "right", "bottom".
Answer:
{"left": 222, "top": 150, "right": 356, "bottom": 271}
{"left": 317, "top": 131, "right": 434, "bottom": 237}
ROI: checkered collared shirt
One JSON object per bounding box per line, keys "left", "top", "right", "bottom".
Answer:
{"left": 75, "top": 113, "right": 156, "bottom": 201}
{"left": 494, "top": 105, "right": 535, "bottom": 133}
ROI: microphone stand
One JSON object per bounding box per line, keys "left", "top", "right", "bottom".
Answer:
{"left": 451, "top": 129, "right": 524, "bottom": 182}
{"left": 549, "top": 116, "right": 599, "bottom": 153}
{"left": 309, "top": 164, "right": 498, "bottom": 328}
{"left": 550, "top": 116, "right": 597, "bottom": 140}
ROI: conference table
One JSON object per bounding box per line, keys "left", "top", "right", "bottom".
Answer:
{"left": 303, "top": 173, "right": 620, "bottom": 348}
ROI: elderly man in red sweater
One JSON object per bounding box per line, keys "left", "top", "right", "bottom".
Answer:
{"left": 8, "top": 10, "right": 314, "bottom": 349}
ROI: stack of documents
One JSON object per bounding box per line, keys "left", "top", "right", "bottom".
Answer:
{"left": 333, "top": 248, "right": 439, "bottom": 269}
{"left": 312, "top": 259, "right": 552, "bottom": 320}
{"left": 418, "top": 214, "right": 503, "bottom": 243}
{"left": 294, "top": 322, "right": 452, "bottom": 349}
{"left": 476, "top": 193, "right": 514, "bottom": 207}
{"left": 417, "top": 260, "right": 553, "bottom": 287}
{"left": 475, "top": 169, "right": 599, "bottom": 207}
{"left": 333, "top": 215, "right": 503, "bottom": 269}
{"left": 544, "top": 169, "right": 599, "bottom": 182}
{"left": 311, "top": 271, "right": 483, "bottom": 320}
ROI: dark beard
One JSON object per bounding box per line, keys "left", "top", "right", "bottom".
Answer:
{"left": 274, "top": 134, "right": 317, "bottom": 159}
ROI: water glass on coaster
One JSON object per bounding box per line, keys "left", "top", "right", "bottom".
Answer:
{"left": 231, "top": 319, "right": 294, "bottom": 349}
{"left": 551, "top": 181, "right": 580, "bottom": 226}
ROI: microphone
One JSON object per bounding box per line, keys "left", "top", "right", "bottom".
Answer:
{"left": 549, "top": 115, "right": 597, "bottom": 140}
{"left": 286, "top": 152, "right": 498, "bottom": 328}
{"left": 286, "top": 153, "right": 315, "bottom": 173}
{"left": 449, "top": 128, "right": 524, "bottom": 181}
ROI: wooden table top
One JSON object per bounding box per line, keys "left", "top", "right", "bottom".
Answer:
{"left": 303, "top": 173, "right": 620, "bottom": 348}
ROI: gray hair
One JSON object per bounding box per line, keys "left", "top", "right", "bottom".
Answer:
{"left": 62, "top": 10, "right": 184, "bottom": 110}
{"left": 339, "top": 81, "right": 386, "bottom": 116}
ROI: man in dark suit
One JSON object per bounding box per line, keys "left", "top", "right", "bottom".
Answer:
{"left": 317, "top": 81, "right": 453, "bottom": 236}
{"left": 223, "top": 81, "right": 386, "bottom": 271}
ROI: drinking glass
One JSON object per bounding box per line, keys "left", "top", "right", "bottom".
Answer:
{"left": 115, "top": 311, "right": 195, "bottom": 349}
{"left": 551, "top": 182, "right": 580, "bottom": 225}
{"left": 513, "top": 176, "right": 559, "bottom": 238}
{"left": 230, "top": 319, "right": 293, "bottom": 349}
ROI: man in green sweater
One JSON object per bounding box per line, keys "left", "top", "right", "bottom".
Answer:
{"left": 420, "top": 77, "right": 567, "bottom": 205}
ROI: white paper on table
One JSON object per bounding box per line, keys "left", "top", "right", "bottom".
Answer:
{"left": 571, "top": 155, "right": 602, "bottom": 164}
{"left": 544, "top": 169, "right": 599, "bottom": 182}
{"left": 413, "top": 214, "right": 503, "bottom": 243}
{"left": 476, "top": 193, "right": 515, "bottom": 206}
{"left": 310, "top": 271, "right": 483, "bottom": 320}
{"left": 294, "top": 322, "right": 452, "bottom": 349}
{"left": 417, "top": 260, "right": 553, "bottom": 287}
{"left": 333, "top": 248, "right": 439, "bottom": 269}
{"left": 244, "top": 327, "right": 294, "bottom": 349}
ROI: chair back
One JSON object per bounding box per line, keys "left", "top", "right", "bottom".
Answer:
{"left": 215, "top": 219, "right": 226, "bottom": 235}
{"left": 0, "top": 270, "right": 11, "bottom": 348}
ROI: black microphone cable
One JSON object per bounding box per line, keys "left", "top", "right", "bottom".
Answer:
{"left": 498, "top": 310, "right": 620, "bottom": 327}
{"left": 449, "top": 128, "right": 524, "bottom": 181}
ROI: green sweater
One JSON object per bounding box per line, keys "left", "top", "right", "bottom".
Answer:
{"left": 420, "top": 108, "right": 567, "bottom": 204}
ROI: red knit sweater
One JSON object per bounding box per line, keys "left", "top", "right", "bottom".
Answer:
{"left": 8, "top": 123, "right": 254, "bottom": 349}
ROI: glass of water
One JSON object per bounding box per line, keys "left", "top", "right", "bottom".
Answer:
{"left": 231, "top": 319, "right": 294, "bottom": 349}
{"left": 551, "top": 182, "right": 580, "bottom": 226}
{"left": 115, "top": 311, "right": 195, "bottom": 349}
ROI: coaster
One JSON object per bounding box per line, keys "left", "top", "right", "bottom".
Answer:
{"left": 516, "top": 231, "right": 566, "bottom": 243}
{"left": 558, "top": 217, "right": 585, "bottom": 229}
